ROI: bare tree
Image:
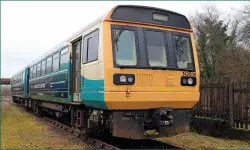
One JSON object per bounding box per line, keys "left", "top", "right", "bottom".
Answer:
{"left": 237, "top": 3, "right": 250, "bottom": 49}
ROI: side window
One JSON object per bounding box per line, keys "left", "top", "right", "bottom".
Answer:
{"left": 60, "top": 47, "right": 68, "bottom": 70}
{"left": 83, "top": 30, "right": 99, "bottom": 63}
{"left": 41, "top": 60, "right": 46, "bottom": 76}
{"left": 46, "top": 57, "right": 52, "bottom": 74}
{"left": 30, "top": 67, "right": 33, "bottom": 79}
{"left": 33, "top": 65, "right": 37, "bottom": 78}
{"left": 37, "top": 63, "right": 41, "bottom": 77}
{"left": 21, "top": 73, "right": 23, "bottom": 83}
{"left": 32, "top": 66, "right": 35, "bottom": 78}
{"left": 52, "top": 52, "right": 59, "bottom": 72}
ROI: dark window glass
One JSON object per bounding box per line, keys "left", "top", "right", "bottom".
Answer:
{"left": 145, "top": 30, "right": 167, "bottom": 67}
{"left": 46, "top": 57, "right": 52, "bottom": 74}
{"left": 36, "top": 63, "right": 41, "bottom": 77}
{"left": 83, "top": 31, "right": 99, "bottom": 63}
{"left": 41, "top": 60, "right": 46, "bottom": 76}
{"left": 52, "top": 52, "right": 59, "bottom": 72}
{"left": 60, "top": 48, "right": 68, "bottom": 70}
{"left": 174, "top": 35, "right": 194, "bottom": 69}
{"left": 114, "top": 29, "right": 137, "bottom": 66}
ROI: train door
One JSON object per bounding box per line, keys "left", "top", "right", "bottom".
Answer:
{"left": 71, "top": 40, "right": 82, "bottom": 102}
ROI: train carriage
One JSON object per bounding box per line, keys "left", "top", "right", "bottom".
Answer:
{"left": 11, "top": 5, "right": 200, "bottom": 139}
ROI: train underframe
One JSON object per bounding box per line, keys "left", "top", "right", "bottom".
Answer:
{"left": 12, "top": 96, "right": 191, "bottom": 139}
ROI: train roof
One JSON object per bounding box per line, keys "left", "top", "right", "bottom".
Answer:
{"left": 11, "top": 5, "right": 190, "bottom": 78}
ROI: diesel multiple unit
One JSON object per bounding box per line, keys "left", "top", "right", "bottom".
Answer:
{"left": 11, "top": 5, "right": 200, "bottom": 139}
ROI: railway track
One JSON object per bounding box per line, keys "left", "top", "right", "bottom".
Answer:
{"left": 43, "top": 116, "right": 187, "bottom": 149}
{"left": 5, "top": 99, "right": 188, "bottom": 149}
{"left": 43, "top": 117, "right": 119, "bottom": 149}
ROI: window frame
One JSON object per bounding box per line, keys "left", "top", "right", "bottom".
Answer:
{"left": 82, "top": 29, "right": 99, "bottom": 64}
{"left": 111, "top": 25, "right": 140, "bottom": 68}
{"left": 30, "top": 67, "right": 33, "bottom": 79}
{"left": 143, "top": 28, "right": 169, "bottom": 69}
{"left": 41, "top": 59, "right": 46, "bottom": 76}
{"left": 46, "top": 56, "right": 52, "bottom": 75}
{"left": 33, "top": 65, "right": 37, "bottom": 78}
{"left": 36, "top": 62, "right": 41, "bottom": 77}
{"left": 52, "top": 52, "right": 60, "bottom": 72}
{"left": 172, "top": 32, "right": 195, "bottom": 71}
{"left": 60, "top": 46, "right": 69, "bottom": 70}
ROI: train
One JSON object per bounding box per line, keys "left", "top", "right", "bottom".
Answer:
{"left": 11, "top": 5, "right": 200, "bottom": 139}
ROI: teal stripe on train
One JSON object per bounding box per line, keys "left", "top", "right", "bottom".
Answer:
{"left": 65, "top": 62, "right": 72, "bottom": 101}
{"left": 80, "top": 76, "right": 107, "bottom": 110}
{"left": 24, "top": 68, "right": 29, "bottom": 97}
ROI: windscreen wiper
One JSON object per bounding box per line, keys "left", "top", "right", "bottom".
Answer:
{"left": 114, "top": 27, "right": 125, "bottom": 43}
{"left": 114, "top": 27, "right": 125, "bottom": 51}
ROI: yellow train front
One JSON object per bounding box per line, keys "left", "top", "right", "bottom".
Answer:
{"left": 91, "top": 5, "right": 200, "bottom": 139}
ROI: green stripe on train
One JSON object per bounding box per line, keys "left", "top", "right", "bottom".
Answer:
{"left": 31, "top": 95, "right": 71, "bottom": 104}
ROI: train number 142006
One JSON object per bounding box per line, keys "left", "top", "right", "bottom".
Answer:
{"left": 183, "top": 71, "right": 196, "bottom": 77}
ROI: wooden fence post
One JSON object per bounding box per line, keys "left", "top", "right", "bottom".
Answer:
{"left": 229, "top": 83, "right": 234, "bottom": 128}
{"left": 224, "top": 77, "right": 229, "bottom": 118}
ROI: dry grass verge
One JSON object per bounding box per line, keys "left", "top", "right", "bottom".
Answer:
{"left": 157, "top": 132, "right": 250, "bottom": 149}
{"left": 1, "top": 104, "right": 85, "bottom": 149}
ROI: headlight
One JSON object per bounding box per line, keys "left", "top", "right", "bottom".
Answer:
{"left": 182, "top": 78, "right": 187, "bottom": 84}
{"left": 113, "top": 74, "right": 135, "bottom": 85}
{"left": 120, "top": 76, "right": 127, "bottom": 83}
{"left": 181, "top": 77, "right": 196, "bottom": 86}
{"left": 127, "top": 77, "right": 133, "bottom": 83}
{"left": 188, "top": 78, "right": 193, "bottom": 85}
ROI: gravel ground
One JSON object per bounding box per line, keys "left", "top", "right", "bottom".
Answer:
{"left": 1, "top": 96, "right": 11, "bottom": 108}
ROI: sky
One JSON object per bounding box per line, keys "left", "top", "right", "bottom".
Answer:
{"left": 1, "top": 1, "right": 245, "bottom": 78}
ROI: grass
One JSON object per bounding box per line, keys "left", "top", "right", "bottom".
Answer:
{"left": 1, "top": 105, "right": 85, "bottom": 149}
{"left": 157, "top": 132, "right": 250, "bottom": 149}
{"left": 2, "top": 103, "right": 250, "bottom": 149}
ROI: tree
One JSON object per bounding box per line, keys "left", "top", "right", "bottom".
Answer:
{"left": 237, "top": 3, "right": 250, "bottom": 49}
{"left": 189, "top": 3, "right": 250, "bottom": 81}
{"left": 190, "top": 4, "right": 229, "bottom": 78}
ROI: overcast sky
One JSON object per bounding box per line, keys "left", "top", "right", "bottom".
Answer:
{"left": 1, "top": 1, "right": 245, "bottom": 78}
